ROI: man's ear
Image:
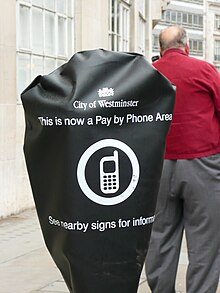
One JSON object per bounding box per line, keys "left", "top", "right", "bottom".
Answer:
{"left": 185, "top": 42, "right": 190, "bottom": 55}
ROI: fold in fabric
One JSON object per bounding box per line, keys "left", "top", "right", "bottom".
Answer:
{"left": 21, "top": 49, "right": 175, "bottom": 293}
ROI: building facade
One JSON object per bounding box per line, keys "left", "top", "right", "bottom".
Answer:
{"left": 205, "top": 0, "right": 220, "bottom": 70}
{"left": 0, "top": 0, "right": 169, "bottom": 218}
{"left": 152, "top": 0, "right": 204, "bottom": 60}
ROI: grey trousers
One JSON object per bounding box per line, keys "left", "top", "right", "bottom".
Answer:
{"left": 145, "top": 154, "right": 220, "bottom": 293}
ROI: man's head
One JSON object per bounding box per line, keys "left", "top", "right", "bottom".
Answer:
{"left": 159, "top": 26, "right": 189, "bottom": 56}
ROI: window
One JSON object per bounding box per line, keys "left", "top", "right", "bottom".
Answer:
{"left": 214, "top": 40, "right": 220, "bottom": 61}
{"left": 58, "top": 16, "right": 67, "bottom": 56}
{"left": 189, "top": 39, "right": 203, "bottom": 56}
{"left": 109, "top": 0, "right": 130, "bottom": 51}
{"left": 182, "top": 13, "right": 188, "bottom": 24}
{"left": 17, "top": 0, "right": 74, "bottom": 100}
{"left": 32, "top": 7, "right": 44, "bottom": 54}
{"left": 215, "top": 15, "right": 220, "bottom": 31}
{"left": 138, "top": 0, "right": 145, "bottom": 16}
{"left": 45, "top": 0, "right": 55, "bottom": 10}
{"left": 152, "top": 35, "right": 160, "bottom": 51}
{"left": 188, "top": 14, "right": 193, "bottom": 25}
{"left": 138, "top": 0, "right": 146, "bottom": 54}
{"left": 45, "top": 11, "right": 56, "bottom": 55}
{"left": 177, "top": 12, "right": 182, "bottom": 24}
{"left": 162, "top": 10, "right": 203, "bottom": 29}
{"left": 171, "top": 11, "right": 177, "bottom": 23}
{"left": 138, "top": 16, "right": 145, "bottom": 54}
{"left": 193, "top": 14, "right": 199, "bottom": 26}
{"left": 19, "top": 5, "right": 31, "bottom": 50}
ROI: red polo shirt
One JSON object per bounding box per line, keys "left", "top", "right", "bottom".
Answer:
{"left": 153, "top": 48, "right": 220, "bottom": 159}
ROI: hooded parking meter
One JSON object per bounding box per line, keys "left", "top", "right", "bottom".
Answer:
{"left": 21, "top": 49, "right": 175, "bottom": 293}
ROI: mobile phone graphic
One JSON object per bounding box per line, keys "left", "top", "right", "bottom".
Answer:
{"left": 100, "top": 150, "right": 119, "bottom": 194}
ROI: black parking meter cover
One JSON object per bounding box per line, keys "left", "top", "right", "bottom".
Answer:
{"left": 21, "top": 49, "right": 175, "bottom": 293}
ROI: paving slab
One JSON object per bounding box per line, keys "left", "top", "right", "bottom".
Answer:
{"left": 0, "top": 209, "right": 219, "bottom": 293}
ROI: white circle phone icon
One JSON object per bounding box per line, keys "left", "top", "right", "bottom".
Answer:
{"left": 77, "top": 139, "right": 140, "bottom": 206}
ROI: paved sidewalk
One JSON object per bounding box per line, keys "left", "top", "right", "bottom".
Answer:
{"left": 0, "top": 208, "right": 218, "bottom": 293}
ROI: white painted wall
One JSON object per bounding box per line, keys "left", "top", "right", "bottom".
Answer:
{"left": 0, "top": 0, "right": 170, "bottom": 218}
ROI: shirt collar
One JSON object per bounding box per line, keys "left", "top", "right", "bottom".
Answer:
{"left": 163, "top": 48, "right": 188, "bottom": 57}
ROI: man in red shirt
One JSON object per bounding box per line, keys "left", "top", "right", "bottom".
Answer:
{"left": 145, "top": 26, "right": 220, "bottom": 293}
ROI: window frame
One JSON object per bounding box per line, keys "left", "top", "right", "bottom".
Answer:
{"left": 189, "top": 39, "right": 203, "bottom": 56}
{"left": 215, "top": 14, "right": 220, "bottom": 31}
{"left": 161, "top": 9, "right": 203, "bottom": 29}
{"left": 108, "top": 0, "right": 130, "bottom": 52}
{"left": 16, "top": 0, "right": 74, "bottom": 102}
{"left": 214, "top": 39, "right": 220, "bottom": 62}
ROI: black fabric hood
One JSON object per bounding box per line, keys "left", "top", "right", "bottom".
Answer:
{"left": 21, "top": 49, "right": 175, "bottom": 293}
